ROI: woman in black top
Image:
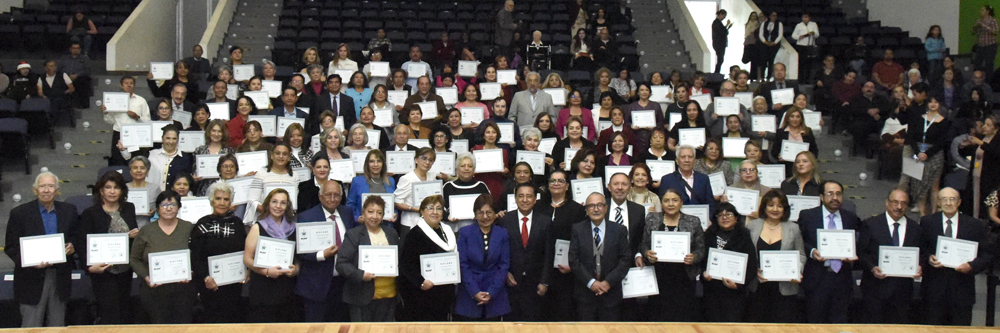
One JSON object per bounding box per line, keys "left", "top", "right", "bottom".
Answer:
{"left": 779, "top": 151, "right": 822, "bottom": 196}
{"left": 668, "top": 100, "right": 709, "bottom": 157}
{"left": 243, "top": 189, "right": 299, "bottom": 322}
{"left": 298, "top": 154, "right": 331, "bottom": 214}
{"left": 535, "top": 169, "right": 587, "bottom": 321}
{"left": 358, "top": 106, "right": 394, "bottom": 151}
{"left": 146, "top": 60, "right": 200, "bottom": 103}
{"left": 552, "top": 117, "right": 596, "bottom": 170}
{"left": 442, "top": 153, "right": 492, "bottom": 231}
{"left": 770, "top": 108, "right": 819, "bottom": 177}
{"left": 534, "top": 113, "right": 559, "bottom": 139}
{"left": 190, "top": 181, "right": 247, "bottom": 323}
{"left": 701, "top": 202, "right": 758, "bottom": 322}
{"left": 903, "top": 96, "right": 951, "bottom": 215}
{"left": 77, "top": 171, "right": 139, "bottom": 324}
{"left": 634, "top": 127, "right": 675, "bottom": 164}
{"left": 400, "top": 195, "right": 457, "bottom": 321}
{"left": 444, "top": 108, "right": 475, "bottom": 142}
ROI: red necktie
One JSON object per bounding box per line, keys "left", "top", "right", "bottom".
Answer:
{"left": 330, "top": 214, "right": 342, "bottom": 247}
{"left": 521, "top": 217, "right": 529, "bottom": 247}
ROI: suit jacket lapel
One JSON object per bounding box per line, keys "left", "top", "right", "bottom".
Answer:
{"left": 528, "top": 211, "right": 543, "bottom": 247}
{"left": 27, "top": 200, "right": 45, "bottom": 235}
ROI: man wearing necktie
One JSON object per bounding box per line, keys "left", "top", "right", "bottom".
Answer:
{"left": 296, "top": 181, "right": 357, "bottom": 322}
{"left": 605, "top": 173, "right": 649, "bottom": 321}
{"left": 499, "top": 184, "right": 552, "bottom": 321}
{"left": 569, "top": 192, "right": 630, "bottom": 321}
{"left": 857, "top": 189, "right": 922, "bottom": 324}
{"left": 918, "top": 187, "right": 992, "bottom": 326}
{"left": 798, "top": 181, "right": 860, "bottom": 323}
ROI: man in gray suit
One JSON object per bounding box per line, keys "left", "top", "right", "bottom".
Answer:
{"left": 569, "top": 192, "right": 630, "bottom": 321}
{"left": 494, "top": 0, "right": 518, "bottom": 58}
{"left": 508, "top": 71, "right": 555, "bottom": 128}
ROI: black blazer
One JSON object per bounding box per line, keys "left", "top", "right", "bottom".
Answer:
{"left": 756, "top": 81, "right": 800, "bottom": 112}
{"left": 605, "top": 199, "right": 646, "bottom": 259}
{"left": 297, "top": 179, "right": 320, "bottom": 214}
{"left": 311, "top": 91, "right": 357, "bottom": 135}
{"left": 76, "top": 202, "right": 138, "bottom": 271}
{"left": 569, "top": 220, "right": 630, "bottom": 307}
{"left": 798, "top": 206, "right": 861, "bottom": 292}
{"left": 918, "top": 213, "right": 992, "bottom": 306}
{"left": 3, "top": 200, "right": 79, "bottom": 305}
{"left": 336, "top": 223, "right": 400, "bottom": 305}
{"left": 499, "top": 209, "right": 553, "bottom": 288}
{"left": 857, "top": 214, "right": 921, "bottom": 300}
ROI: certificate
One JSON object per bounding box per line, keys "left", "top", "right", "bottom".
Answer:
{"left": 457, "top": 60, "right": 478, "bottom": 77}
{"left": 479, "top": 82, "right": 501, "bottom": 100}
{"left": 244, "top": 91, "right": 270, "bottom": 109}
{"left": 438, "top": 86, "right": 458, "bottom": 105}
{"left": 756, "top": 164, "right": 785, "bottom": 188}
{"left": 233, "top": 64, "right": 255, "bottom": 81}
{"left": 725, "top": 187, "right": 760, "bottom": 215}
{"left": 178, "top": 196, "right": 212, "bottom": 222}
{"left": 150, "top": 62, "right": 174, "bottom": 80}
{"left": 335, "top": 69, "right": 354, "bottom": 82}
{"left": 786, "top": 195, "right": 820, "bottom": 221}
{"left": 553, "top": 239, "right": 571, "bottom": 268}
{"left": 647, "top": 160, "right": 676, "bottom": 180}
{"left": 759, "top": 250, "right": 801, "bottom": 281}
{"left": 735, "top": 92, "right": 754, "bottom": 108}
{"left": 420, "top": 252, "right": 461, "bottom": 285}
{"left": 406, "top": 63, "right": 427, "bottom": 78}
{"left": 429, "top": 152, "right": 456, "bottom": 176}
{"left": 650, "top": 85, "right": 672, "bottom": 103}
{"left": 369, "top": 61, "right": 390, "bottom": 77}
{"left": 373, "top": 108, "right": 394, "bottom": 127}
{"left": 722, "top": 137, "right": 749, "bottom": 158}
{"left": 293, "top": 167, "right": 312, "bottom": 183}
{"left": 365, "top": 129, "right": 381, "bottom": 150}
{"left": 936, "top": 236, "right": 979, "bottom": 269}
{"left": 668, "top": 113, "right": 683, "bottom": 130}
{"left": 516, "top": 150, "right": 546, "bottom": 175}
{"left": 563, "top": 148, "right": 579, "bottom": 171}
{"left": 452, "top": 139, "right": 469, "bottom": 153}
{"left": 387, "top": 90, "right": 408, "bottom": 106}
{"left": 417, "top": 101, "right": 438, "bottom": 120}
{"left": 599, "top": 120, "right": 613, "bottom": 132}
{"left": 226, "top": 84, "right": 239, "bottom": 100}
{"left": 713, "top": 97, "right": 740, "bottom": 116}
{"left": 249, "top": 115, "right": 277, "bottom": 137}
{"left": 263, "top": 184, "right": 298, "bottom": 210}
{"left": 236, "top": 151, "right": 268, "bottom": 174}
{"left": 544, "top": 88, "right": 566, "bottom": 106}
{"left": 707, "top": 248, "right": 749, "bottom": 284}
{"left": 328, "top": 159, "right": 355, "bottom": 183}
{"left": 102, "top": 92, "right": 130, "bottom": 112}
{"left": 177, "top": 130, "right": 204, "bottom": 153}
{"left": 448, "top": 194, "right": 480, "bottom": 219}
{"left": 571, "top": 178, "right": 604, "bottom": 204}
{"left": 678, "top": 128, "right": 706, "bottom": 148}
{"left": 497, "top": 69, "right": 517, "bottom": 85}
{"left": 779, "top": 140, "right": 810, "bottom": 162}
{"left": 228, "top": 176, "right": 254, "bottom": 205}
{"left": 295, "top": 222, "right": 335, "bottom": 254}
{"left": 261, "top": 80, "right": 282, "bottom": 98}
{"left": 630, "top": 110, "right": 656, "bottom": 125}
{"left": 622, "top": 267, "right": 659, "bottom": 298}
{"left": 538, "top": 138, "right": 557, "bottom": 155}
{"left": 879, "top": 246, "right": 920, "bottom": 277}
{"left": 277, "top": 118, "right": 305, "bottom": 137}
{"left": 411, "top": 180, "right": 443, "bottom": 206}
{"left": 310, "top": 134, "right": 321, "bottom": 153}
{"left": 349, "top": 149, "right": 371, "bottom": 174}
{"left": 803, "top": 111, "right": 822, "bottom": 132}
{"left": 195, "top": 154, "right": 222, "bottom": 179}
{"left": 207, "top": 251, "right": 246, "bottom": 286}
{"left": 120, "top": 123, "right": 153, "bottom": 148}
{"left": 604, "top": 166, "right": 632, "bottom": 186}
{"left": 173, "top": 110, "right": 193, "bottom": 127}
{"left": 253, "top": 237, "right": 295, "bottom": 269}
{"left": 770, "top": 88, "right": 795, "bottom": 105}
{"left": 751, "top": 114, "right": 777, "bottom": 132}
{"left": 681, "top": 205, "right": 711, "bottom": 231}
{"left": 651, "top": 231, "right": 690, "bottom": 263}
{"left": 127, "top": 189, "right": 150, "bottom": 216}
{"left": 817, "top": 229, "right": 856, "bottom": 259}
{"left": 902, "top": 156, "right": 925, "bottom": 180}
{"left": 708, "top": 172, "right": 727, "bottom": 197}
{"left": 473, "top": 149, "right": 505, "bottom": 173}
{"left": 460, "top": 107, "right": 485, "bottom": 125}
{"left": 409, "top": 139, "right": 430, "bottom": 149}
{"left": 149, "top": 120, "right": 172, "bottom": 143}
{"left": 207, "top": 102, "right": 230, "bottom": 121}
{"left": 147, "top": 249, "right": 191, "bottom": 284}
{"left": 362, "top": 193, "right": 396, "bottom": 219}
{"left": 20, "top": 234, "right": 66, "bottom": 267}
{"left": 689, "top": 93, "right": 712, "bottom": 109}
{"left": 386, "top": 151, "right": 415, "bottom": 174}
{"left": 497, "top": 122, "right": 515, "bottom": 144}
{"left": 359, "top": 245, "right": 399, "bottom": 277}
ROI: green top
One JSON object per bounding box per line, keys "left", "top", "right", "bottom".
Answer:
{"left": 129, "top": 220, "right": 193, "bottom": 279}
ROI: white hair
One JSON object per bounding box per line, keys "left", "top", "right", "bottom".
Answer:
{"left": 677, "top": 145, "right": 697, "bottom": 156}
{"left": 33, "top": 171, "right": 60, "bottom": 189}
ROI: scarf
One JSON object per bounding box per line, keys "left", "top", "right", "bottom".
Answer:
{"left": 260, "top": 215, "right": 295, "bottom": 240}
{"left": 417, "top": 218, "right": 456, "bottom": 251}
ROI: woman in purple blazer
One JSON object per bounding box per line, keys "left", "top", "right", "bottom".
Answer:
{"left": 454, "top": 194, "right": 511, "bottom": 320}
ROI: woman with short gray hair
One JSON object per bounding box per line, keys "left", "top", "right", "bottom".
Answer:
{"left": 127, "top": 156, "right": 161, "bottom": 228}
{"left": 190, "top": 180, "right": 246, "bottom": 323}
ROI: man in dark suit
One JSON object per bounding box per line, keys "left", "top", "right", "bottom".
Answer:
{"left": 402, "top": 76, "right": 447, "bottom": 129}
{"left": 206, "top": 80, "right": 239, "bottom": 120}
{"left": 499, "top": 183, "right": 552, "bottom": 321}
{"left": 799, "top": 180, "right": 861, "bottom": 323}
{"left": 712, "top": 9, "right": 733, "bottom": 74}
{"left": 168, "top": 83, "right": 196, "bottom": 115}
{"left": 295, "top": 181, "right": 357, "bottom": 322}
{"left": 289, "top": 73, "right": 315, "bottom": 110}
{"left": 311, "top": 74, "right": 357, "bottom": 136}
{"left": 3, "top": 172, "right": 78, "bottom": 327}
{"left": 857, "top": 189, "right": 922, "bottom": 324}
{"left": 847, "top": 81, "right": 890, "bottom": 150}
{"left": 269, "top": 87, "right": 309, "bottom": 119}
{"left": 755, "top": 63, "right": 800, "bottom": 114}
{"left": 658, "top": 145, "right": 716, "bottom": 213}
{"left": 606, "top": 172, "right": 648, "bottom": 321}
{"left": 919, "top": 187, "right": 992, "bottom": 326}
{"left": 569, "top": 192, "right": 630, "bottom": 321}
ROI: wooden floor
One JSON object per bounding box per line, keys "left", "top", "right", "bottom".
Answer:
{"left": 11, "top": 322, "right": 998, "bottom": 332}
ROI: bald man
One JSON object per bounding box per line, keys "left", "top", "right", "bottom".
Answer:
{"left": 857, "top": 189, "right": 921, "bottom": 324}
{"left": 569, "top": 192, "right": 630, "bottom": 321}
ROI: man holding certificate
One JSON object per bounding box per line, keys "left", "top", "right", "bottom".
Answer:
{"left": 857, "top": 189, "right": 922, "bottom": 324}
{"left": 918, "top": 187, "right": 991, "bottom": 326}
{"left": 337, "top": 196, "right": 400, "bottom": 322}
{"left": 129, "top": 190, "right": 196, "bottom": 324}
{"left": 498, "top": 183, "right": 553, "bottom": 321}
{"left": 102, "top": 76, "right": 151, "bottom": 166}
{"left": 296, "top": 181, "right": 356, "bottom": 322}
{"left": 569, "top": 193, "right": 631, "bottom": 321}
{"left": 402, "top": 77, "right": 447, "bottom": 129}
{"left": 798, "top": 181, "right": 860, "bottom": 324}
{"left": 657, "top": 146, "right": 717, "bottom": 214}
{"left": 4, "top": 172, "right": 78, "bottom": 327}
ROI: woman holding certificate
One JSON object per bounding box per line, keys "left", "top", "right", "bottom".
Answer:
{"left": 337, "top": 195, "right": 400, "bottom": 322}
{"left": 147, "top": 124, "right": 194, "bottom": 191}
{"left": 694, "top": 139, "right": 734, "bottom": 185}
{"left": 536, "top": 169, "right": 587, "bottom": 320}
{"left": 194, "top": 119, "right": 234, "bottom": 156}
{"left": 472, "top": 122, "right": 510, "bottom": 205}
{"left": 297, "top": 155, "right": 331, "bottom": 214}
{"left": 395, "top": 148, "right": 437, "bottom": 228}
{"left": 626, "top": 163, "right": 662, "bottom": 213}
{"left": 596, "top": 107, "right": 635, "bottom": 154}
{"left": 555, "top": 90, "right": 596, "bottom": 142}
{"left": 445, "top": 109, "right": 475, "bottom": 142}
{"left": 129, "top": 190, "right": 196, "bottom": 323}
{"left": 127, "top": 156, "right": 161, "bottom": 228}
{"left": 146, "top": 60, "right": 199, "bottom": 103}
{"left": 190, "top": 181, "right": 247, "bottom": 323}
{"left": 780, "top": 151, "right": 822, "bottom": 196}
{"left": 519, "top": 128, "right": 555, "bottom": 175}
{"left": 639, "top": 188, "right": 706, "bottom": 321}
{"left": 236, "top": 121, "right": 274, "bottom": 153}
{"left": 552, "top": 117, "right": 596, "bottom": 170}
{"left": 284, "top": 123, "right": 314, "bottom": 169}
{"left": 78, "top": 171, "right": 139, "bottom": 324}
{"left": 701, "top": 202, "right": 758, "bottom": 322}
{"left": 318, "top": 127, "right": 350, "bottom": 161}
{"left": 746, "top": 189, "right": 805, "bottom": 323}
{"left": 455, "top": 194, "right": 511, "bottom": 320}
{"left": 668, "top": 101, "right": 708, "bottom": 155}
{"left": 227, "top": 96, "right": 258, "bottom": 148}
{"left": 770, "top": 108, "right": 818, "bottom": 177}
{"left": 902, "top": 96, "right": 950, "bottom": 215}
{"left": 368, "top": 85, "right": 397, "bottom": 126}
{"left": 443, "top": 153, "right": 492, "bottom": 231}
{"left": 404, "top": 106, "right": 433, "bottom": 139}
{"left": 348, "top": 150, "right": 397, "bottom": 221}
{"left": 634, "top": 128, "right": 674, "bottom": 166}
{"left": 456, "top": 85, "right": 490, "bottom": 130}
{"left": 195, "top": 154, "right": 238, "bottom": 196}
{"left": 569, "top": 147, "right": 601, "bottom": 180}
{"left": 400, "top": 195, "right": 457, "bottom": 321}
{"left": 624, "top": 83, "right": 663, "bottom": 152}
{"left": 150, "top": 99, "right": 186, "bottom": 139}
{"left": 746, "top": 96, "right": 778, "bottom": 148}
{"left": 358, "top": 106, "right": 394, "bottom": 151}
{"left": 243, "top": 143, "right": 297, "bottom": 224}
{"left": 478, "top": 66, "right": 514, "bottom": 107}
{"left": 244, "top": 189, "right": 300, "bottom": 322}
{"left": 604, "top": 132, "right": 631, "bottom": 166}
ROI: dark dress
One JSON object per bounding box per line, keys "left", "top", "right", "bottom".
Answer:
{"left": 536, "top": 198, "right": 588, "bottom": 321}
{"left": 770, "top": 130, "right": 819, "bottom": 177}
{"left": 399, "top": 224, "right": 457, "bottom": 321}
{"left": 190, "top": 213, "right": 247, "bottom": 323}
{"left": 650, "top": 224, "right": 701, "bottom": 322}
{"left": 77, "top": 203, "right": 138, "bottom": 324}
{"left": 248, "top": 222, "right": 299, "bottom": 322}
{"left": 701, "top": 226, "right": 758, "bottom": 322}
{"left": 748, "top": 238, "right": 800, "bottom": 323}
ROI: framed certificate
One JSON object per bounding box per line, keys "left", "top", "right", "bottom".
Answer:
{"left": 651, "top": 231, "right": 690, "bottom": 263}
{"left": 751, "top": 114, "right": 777, "bottom": 133}
{"left": 420, "top": 251, "right": 461, "bottom": 285}
{"left": 350, "top": 149, "right": 371, "bottom": 174}
{"left": 120, "top": 123, "right": 154, "bottom": 148}
{"left": 438, "top": 86, "right": 458, "bottom": 105}
{"left": 538, "top": 138, "right": 557, "bottom": 155}
{"left": 459, "top": 107, "right": 485, "bottom": 125}
{"left": 735, "top": 92, "right": 753, "bottom": 108}
{"left": 786, "top": 195, "right": 820, "bottom": 221}
{"left": 817, "top": 229, "right": 857, "bottom": 259}
{"left": 277, "top": 118, "right": 305, "bottom": 137}
{"left": 779, "top": 140, "right": 810, "bottom": 162}
{"left": 479, "top": 83, "right": 501, "bottom": 100}
{"left": 148, "top": 249, "right": 192, "bottom": 285}
{"left": 416, "top": 101, "right": 438, "bottom": 120}
{"left": 803, "top": 111, "right": 822, "bottom": 132}
{"left": 563, "top": 148, "right": 579, "bottom": 171}
{"left": 457, "top": 60, "right": 478, "bottom": 77}
{"left": 879, "top": 246, "right": 919, "bottom": 277}
{"left": 708, "top": 172, "right": 727, "bottom": 197}
{"left": 296, "top": 222, "right": 335, "bottom": 254}
{"left": 722, "top": 137, "right": 749, "bottom": 158}
{"left": 207, "top": 251, "right": 246, "bottom": 286}
{"left": 207, "top": 102, "right": 230, "bottom": 121}
{"left": 496, "top": 69, "right": 517, "bottom": 85}
{"left": 328, "top": 159, "right": 356, "bottom": 183}
{"left": 244, "top": 91, "right": 270, "bottom": 110}
{"left": 515, "top": 150, "right": 546, "bottom": 175}
{"left": 599, "top": 120, "right": 613, "bottom": 132}
{"left": 552, "top": 239, "right": 572, "bottom": 268}
{"left": 411, "top": 180, "right": 443, "bottom": 206}
{"left": 759, "top": 250, "right": 801, "bottom": 281}
{"left": 236, "top": 151, "right": 268, "bottom": 174}
{"left": 448, "top": 194, "right": 480, "bottom": 220}
{"left": 756, "top": 164, "right": 785, "bottom": 188}
{"left": 150, "top": 62, "right": 174, "bottom": 80}
{"left": 386, "top": 151, "right": 415, "bottom": 174}
{"left": 630, "top": 110, "right": 656, "bottom": 125}
{"left": 650, "top": 85, "right": 672, "bottom": 103}
{"left": 713, "top": 97, "right": 741, "bottom": 116}
{"left": 387, "top": 90, "right": 408, "bottom": 106}
{"left": 369, "top": 61, "right": 390, "bottom": 77}
{"left": 102, "top": 92, "right": 130, "bottom": 112}
{"left": 725, "top": 187, "right": 760, "bottom": 215}
{"left": 429, "top": 152, "right": 456, "bottom": 176}
{"left": 261, "top": 80, "right": 282, "bottom": 98}
{"left": 19, "top": 234, "right": 66, "bottom": 267}
{"left": 233, "top": 64, "right": 255, "bottom": 81}
{"left": 362, "top": 193, "right": 396, "bottom": 220}
{"left": 678, "top": 128, "right": 706, "bottom": 148}
{"left": 263, "top": 184, "right": 298, "bottom": 210}
{"left": 935, "top": 236, "right": 979, "bottom": 269}
{"left": 177, "top": 131, "right": 204, "bottom": 153}
{"left": 647, "top": 160, "right": 676, "bottom": 180}
{"left": 604, "top": 166, "right": 632, "bottom": 186}
{"left": 149, "top": 121, "right": 172, "bottom": 143}
{"left": 373, "top": 108, "right": 394, "bottom": 128}
{"left": 248, "top": 115, "right": 278, "bottom": 137}
{"left": 228, "top": 176, "right": 254, "bottom": 205}
{"left": 451, "top": 139, "right": 469, "bottom": 153}
{"left": 689, "top": 93, "right": 712, "bottom": 109}
{"left": 571, "top": 177, "right": 604, "bottom": 204}
{"left": 253, "top": 236, "right": 295, "bottom": 269}
{"left": 497, "top": 123, "right": 515, "bottom": 144}
{"left": 406, "top": 63, "right": 427, "bottom": 79}
{"left": 680, "top": 205, "right": 711, "bottom": 231}
{"left": 707, "top": 248, "right": 749, "bottom": 284}
{"left": 622, "top": 267, "right": 659, "bottom": 298}
{"left": 359, "top": 245, "right": 399, "bottom": 277}
{"left": 770, "top": 88, "right": 795, "bottom": 105}
{"left": 544, "top": 88, "right": 566, "bottom": 105}
{"left": 127, "top": 188, "right": 150, "bottom": 216}
{"left": 473, "top": 149, "right": 505, "bottom": 173}
{"left": 178, "top": 196, "right": 212, "bottom": 222}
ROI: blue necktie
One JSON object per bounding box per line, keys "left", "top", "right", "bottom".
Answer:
{"left": 593, "top": 227, "right": 601, "bottom": 248}
{"left": 827, "top": 214, "right": 842, "bottom": 273}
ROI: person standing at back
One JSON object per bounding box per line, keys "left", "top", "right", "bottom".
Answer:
{"left": 712, "top": 10, "right": 733, "bottom": 74}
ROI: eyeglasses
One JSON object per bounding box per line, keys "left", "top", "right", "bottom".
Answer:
{"left": 160, "top": 203, "right": 179, "bottom": 209}
{"left": 424, "top": 206, "right": 445, "bottom": 212}
{"left": 585, "top": 203, "right": 607, "bottom": 210}
{"left": 716, "top": 212, "right": 735, "bottom": 218}
{"left": 823, "top": 192, "right": 843, "bottom": 197}
{"left": 548, "top": 178, "right": 567, "bottom": 184}
{"left": 476, "top": 210, "right": 496, "bottom": 217}
{"left": 740, "top": 168, "right": 757, "bottom": 173}
{"left": 418, "top": 155, "right": 435, "bottom": 162}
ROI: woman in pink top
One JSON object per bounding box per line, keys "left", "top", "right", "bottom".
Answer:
{"left": 454, "top": 84, "right": 491, "bottom": 130}
{"left": 555, "top": 89, "right": 597, "bottom": 142}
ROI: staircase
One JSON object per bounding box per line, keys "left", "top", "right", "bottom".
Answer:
{"left": 214, "top": 0, "right": 282, "bottom": 65}
{"left": 631, "top": 0, "right": 694, "bottom": 75}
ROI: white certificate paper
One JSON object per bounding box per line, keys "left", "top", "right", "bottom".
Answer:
{"left": 120, "top": 123, "right": 154, "bottom": 148}
{"left": 361, "top": 193, "right": 396, "bottom": 220}
{"left": 563, "top": 148, "right": 579, "bottom": 171}
{"left": 538, "top": 138, "right": 557, "bottom": 155}
{"left": 725, "top": 187, "right": 760, "bottom": 215}
{"left": 429, "top": 152, "right": 456, "bottom": 176}
{"left": 409, "top": 139, "right": 430, "bottom": 149}
{"left": 770, "top": 88, "right": 795, "bottom": 105}
{"left": 479, "top": 83, "right": 501, "bottom": 100}
{"left": 369, "top": 61, "right": 390, "bottom": 77}
{"left": 150, "top": 62, "right": 174, "bottom": 80}
{"left": 177, "top": 131, "right": 204, "bottom": 153}
{"left": 786, "top": 195, "right": 820, "bottom": 221}
{"left": 359, "top": 245, "right": 399, "bottom": 277}
{"left": 902, "top": 156, "right": 924, "bottom": 180}
{"left": 497, "top": 70, "right": 517, "bottom": 85}
{"left": 329, "top": 159, "right": 356, "bottom": 183}
{"left": 650, "top": 85, "right": 672, "bottom": 103}
{"left": 473, "top": 149, "right": 505, "bottom": 173}
{"left": 759, "top": 250, "right": 801, "bottom": 281}
{"left": 127, "top": 188, "right": 150, "bottom": 216}
{"left": 817, "top": 229, "right": 856, "bottom": 259}
{"left": 253, "top": 236, "right": 295, "bottom": 269}
{"left": 803, "top": 111, "right": 822, "bottom": 132}
{"left": 681, "top": 205, "right": 711, "bottom": 231}
{"left": 236, "top": 151, "right": 268, "bottom": 174}
{"left": 438, "top": 86, "right": 458, "bottom": 105}
{"left": 448, "top": 194, "right": 480, "bottom": 220}
{"left": 387, "top": 90, "right": 408, "bottom": 106}
{"left": 544, "top": 88, "right": 566, "bottom": 105}
{"left": 647, "top": 160, "right": 675, "bottom": 180}
{"left": 735, "top": 92, "right": 753, "bottom": 108}
{"left": 373, "top": 108, "right": 394, "bottom": 128}
{"left": 102, "top": 92, "right": 130, "bottom": 112}
{"left": 148, "top": 249, "right": 191, "bottom": 285}
{"left": 678, "top": 128, "right": 706, "bottom": 148}
{"left": 261, "top": 80, "right": 282, "bottom": 98}
{"left": 411, "top": 180, "right": 443, "bottom": 206}
{"left": 86, "top": 233, "right": 130, "bottom": 266}
{"left": 936, "top": 236, "right": 979, "bottom": 269}
{"left": 757, "top": 164, "right": 785, "bottom": 188}
{"left": 406, "top": 63, "right": 427, "bottom": 79}
{"left": 651, "top": 231, "right": 690, "bottom": 263}
{"left": 420, "top": 251, "right": 461, "bottom": 285}
{"left": 149, "top": 120, "right": 172, "bottom": 143}
{"left": 207, "top": 102, "right": 231, "bottom": 121}
{"left": 497, "top": 122, "right": 515, "bottom": 144}
{"left": 350, "top": 149, "right": 371, "bottom": 174}
{"left": 604, "top": 166, "right": 632, "bottom": 186}
{"left": 296, "top": 222, "right": 335, "bottom": 254}
{"left": 516, "top": 150, "right": 546, "bottom": 175}
{"left": 233, "top": 64, "right": 255, "bottom": 81}
{"left": 451, "top": 139, "right": 470, "bottom": 153}
{"left": 779, "top": 140, "right": 810, "bottom": 162}
{"left": 19, "top": 234, "right": 66, "bottom": 267}
{"left": 622, "top": 267, "right": 659, "bottom": 298}
{"left": 460, "top": 107, "right": 485, "bottom": 125}
{"left": 244, "top": 91, "right": 270, "bottom": 109}
{"left": 879, "top": 246, "right": 919, "bottom": 277}
{"left": 248, "top": 115, "right": 277, "bottom": 137}
{"left": 722, "top": 137, "right": 749, "bottom": 158}
{"left": 277, "top": 118, "right": 305, "bottom": 137}
{"left": 668, "top": 113, "right": 683, "bottom": 130}
{"left": 386, "top": 151, "right": 416, "bottom": 174}
{"left": 365, "top": 129, "right": 381, "bottom": 150}
{"left": 630, "top": 110, "right": 656, "bottom": 125}
{"left": 714, "top": 97, "right": 741, "bottom": 116}
{"left": 707, "top": 248, "right": 749, "bottom": 284}
{"left": 457, "top": 60, "right": 478, "bottom": 77}
{"left": 417, "top": 101, "right": 438, "bottom": 120}
{"left": 690, "top": 93, "right": 712, "bottom": 109}
{"left": 178, "top": 196, "right": 212, "bottom": 222}
{"left": 228, "top": 176, "right": 254, "bottom": 205}
{"left": 208, "top": 251, "right": 246, "bottom": 286}
{"left": 571, "top": 178, "right": 604, "bottom": 204}
{"left": 752, "top": 114, "right": 777, "bottom": 133}
{"left": 553, "top": 239, "right": 570, "bottom": 268}
{"left": 195, "top": 154, "right": 222, "bottom": 179}
{"left": 708, "top": 172, "right": 728, "bottom": 197}
{"left": 173, "top": 110, "right": 192, "bottom": 127}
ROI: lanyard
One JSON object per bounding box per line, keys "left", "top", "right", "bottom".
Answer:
{"left": 922, "top": 114, "right": 939, "bottom": 143}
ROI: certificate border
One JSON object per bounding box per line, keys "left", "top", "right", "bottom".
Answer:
{"left": 878, "top": 245, "right": 920, "bottom": 278}
{"left": 253, "top": 236, "right": 296, "bottom": 269}
{"left": 86, "top": 233, "right": 130, "bottom": 266}
{"left": 419, "top": 251, "right": 462, "bottom": 285}
{"left": 147, "top": 249, "right": 192, "bottom": 285}
{"left": 19, "top": 233, "right": 67, "bottom": 267}
{"left": 295, "top": 222, "right": 336, "bottom": 254}
{"left": 650, "top": 231, "right": 690, "bottom": 263}
{"left": 359, "top": 245, "right": 400, "bottom": 277}
{"left": 707, "top": 247, "right": 749, "bottom": 285}
{"left": 817, "top": 229, "right": 857, "bottom": 260}
{"left": 759, "top": 250, "right": 801, "bottom": 282}
{"left": 207, "top": 251, "right": 246, "bottom": 286}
